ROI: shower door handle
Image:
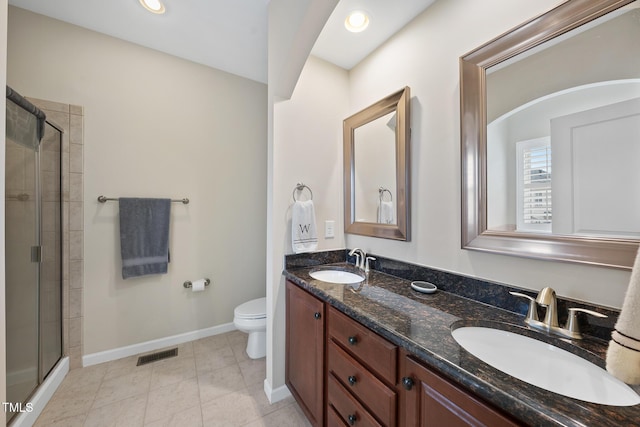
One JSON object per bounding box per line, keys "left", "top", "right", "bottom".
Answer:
{"left": 31, "top": 246, "right": 42, "bottom": 263}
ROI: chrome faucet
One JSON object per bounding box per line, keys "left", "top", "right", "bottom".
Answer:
{"left": 536, "top": 287, "right": 559, "bottom": 329}
{"left": 510, "top": 287, "right": 607, "bottom": 339}
{"left": 348, "top": 248, "right": 366, "bottom": 270}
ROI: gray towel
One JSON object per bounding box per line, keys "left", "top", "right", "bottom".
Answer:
{"left": 119, "top": 198, "right": 171, "bottom": 279}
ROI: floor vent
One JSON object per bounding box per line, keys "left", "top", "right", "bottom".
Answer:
{"left": 136, "top": 348, "right": 178, "bottom": 366}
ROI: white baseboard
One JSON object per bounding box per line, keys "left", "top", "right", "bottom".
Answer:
{"left": 82, "top": 322, "right": 236, "bottom": 367}
{"left": 264, "top": 378, "right": 292, "bottom": 404}
{"left": 11, "top": 357, "right": 69, "bottom": 427}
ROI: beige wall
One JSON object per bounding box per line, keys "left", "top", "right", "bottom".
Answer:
{"left": 7, "top": 7, "right": 268, "bottom": 355}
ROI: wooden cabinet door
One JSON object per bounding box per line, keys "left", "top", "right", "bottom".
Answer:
{"left": 400, "top": 353, "right": 521, "bottom": 427}
{"left": 286, "top": 281, "right": 325, "bottom": 427}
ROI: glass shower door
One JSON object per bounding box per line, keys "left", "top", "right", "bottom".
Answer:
{"left": 5, "top": 95, "right": 62, "bottom": 424}
{"left": 5, "top": 105, "right": 40, "bottom": 414}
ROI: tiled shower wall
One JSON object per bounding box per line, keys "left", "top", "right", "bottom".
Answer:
{"left": 29, "top": 98, "right": 84, "bottom": 370}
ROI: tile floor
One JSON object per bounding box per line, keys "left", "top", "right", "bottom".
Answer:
{"left": 33, "top": 331, "right": 311, "bottom": 426}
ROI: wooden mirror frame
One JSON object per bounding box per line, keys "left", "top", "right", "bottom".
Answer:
{"left": 344, "top": 87, "right": 411, "bottom": 241}
{"left": 460, "top": 0, "right": 638, "bottom": 269}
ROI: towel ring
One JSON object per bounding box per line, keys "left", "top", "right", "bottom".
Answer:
{"left": 379, "top": 187, "right": 393, "bottom": 202}
{"left": 293, "top": 183, "right": 313, "bottom": 201}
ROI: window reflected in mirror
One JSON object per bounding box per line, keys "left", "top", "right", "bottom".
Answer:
{"left": 461, "top": 0, "right": 639, "bottom": 268}
{"left": 485, "top": 4, "right": 640, "bottom": 240}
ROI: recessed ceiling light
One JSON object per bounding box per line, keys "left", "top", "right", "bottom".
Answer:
{"left": 345, "top": 11, "right": 369, "bottom": 33}
{"left": 139, "top": 0, "right": 166, "bottom": 14}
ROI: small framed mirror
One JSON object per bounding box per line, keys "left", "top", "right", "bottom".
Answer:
{"left": 344, "top": 87, "right": 410, "bottom": 240}
{"left": 461, "top": 0, "right": 639, "bottom": 269}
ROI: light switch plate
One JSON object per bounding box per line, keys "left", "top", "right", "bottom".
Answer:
{"left": 325, "top": 220, "right": 335, "bottom": 238}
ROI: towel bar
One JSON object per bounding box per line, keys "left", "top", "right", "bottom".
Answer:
{"left": 379, "top": 187, "right": 392, "bottom": 202}
{"left": 97, "top": 195, "right": 189, "bottom": 204}
{"left": 183, "top": 278, "right": 211, "bottom": 289}
{"left": 292, "top": 183, "right": 313, "bottom": 201}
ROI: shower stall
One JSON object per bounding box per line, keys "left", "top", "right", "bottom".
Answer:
{"left": 5, "top": 87, "right": 63, "bottom": 424}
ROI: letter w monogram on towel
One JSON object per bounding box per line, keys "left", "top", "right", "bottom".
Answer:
{"left": 292, "top": 199, "right": 318, "bottom": 254}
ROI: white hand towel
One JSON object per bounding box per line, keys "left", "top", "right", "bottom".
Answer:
{"left": 292, "top": 200, "right": 318, "bottom": 254}
{"left": 377, "top": 201, "right": 394, "bottom": 224}
{"left": 606, "top": 248, "right": 640, "bottom": 384}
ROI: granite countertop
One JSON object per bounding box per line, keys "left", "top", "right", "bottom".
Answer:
{"left": 283, "top": 257, "right": 640, "bottom": 427}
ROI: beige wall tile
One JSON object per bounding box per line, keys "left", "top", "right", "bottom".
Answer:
{"left": 69, "top": 346, "right": 83, "bottom": 370}
{"left": 70, "top": 114, "right": 83, "bottom": 145}
{"left": 69, "top": 201, "right": 83, "bottom": 231}
{"left": 28, "top": 97, "right": 69, "bottom": 114}
{"left": 61, "top": 162, "right": 70, "bottom": 202}
{"left": 69, "top": 230, "right": 83, "bottom": 260}
{"left": 70, "top": 260, "right": 83, "bottom": 290}
{"left": 70, "top": 289, "right": 82, "bottom": 319}
{"left": 69, "top": 172, "right": 82, "bottom": 202}
{"left": 70, "top": 105, "right": 83, "bottom": 116}
{"left": 69, "top": 317, "right": 82, "bottom": 348}
{"left": 70, "top": 143, "right": 82, "bottom": 174}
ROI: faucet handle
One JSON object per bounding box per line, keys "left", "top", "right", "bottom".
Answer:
{"left": 352, "top": 253, "right": 360, "bottom": 267}
{"left": 509, "top": 292, "right": 539, "bottom": 322}
{"left": 565, "top": 308, "right": 607, "bottom": 338}
{"left": 365, "top": 256, "right": 376, "bottom": 273}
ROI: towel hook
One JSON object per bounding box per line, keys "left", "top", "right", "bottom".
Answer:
{"left": 379, "top": 187, "right": 393, "bottom": 202}
{"left": 292, "top": 183, "right": 313, "bottom": 201}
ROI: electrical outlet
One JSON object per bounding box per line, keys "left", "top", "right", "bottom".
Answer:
{"left": 325, "top": 220, "right": 335, "bottom": 238}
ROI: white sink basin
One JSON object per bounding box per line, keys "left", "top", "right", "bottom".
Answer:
{"left": 309, "top": 269, "right": 364, "bottom": 284}
{"left": 452, "top": 326, "right": 640, "bottom": 406}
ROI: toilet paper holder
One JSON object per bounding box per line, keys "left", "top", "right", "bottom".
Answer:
{"left": 183, "top": 278, "right": 211, "bottom": 289}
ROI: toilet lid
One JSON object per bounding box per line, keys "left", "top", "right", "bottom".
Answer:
{"left": 235, "top": 297, "right": 266, "bottom": 320}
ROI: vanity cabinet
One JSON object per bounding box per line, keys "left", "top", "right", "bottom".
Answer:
{"left": 399, "top": 353, "right": 521, "bottom": 427}
{"left": 286, "top": 281, "right": 325, "bottom": 427}
{"left": 286, "top": 280, "right": 522, "bottom": 427}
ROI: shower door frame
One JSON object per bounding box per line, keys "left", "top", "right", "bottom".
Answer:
{"left": 38, "top": 118, "right": 64, "bottom": 384}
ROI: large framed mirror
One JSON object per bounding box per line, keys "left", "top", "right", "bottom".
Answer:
{"left": 344, "top": 87, "right": 411, "bottom": 240}
{"left": 461, "top": 0, "right": 640, "bottom": 269}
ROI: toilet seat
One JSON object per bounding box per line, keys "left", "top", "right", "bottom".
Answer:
{"left": 234, "top": 297, "right": 266, "bottom": 320}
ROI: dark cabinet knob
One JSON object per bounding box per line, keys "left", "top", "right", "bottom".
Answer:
{"left": 402, "top": 376, "right": 415, "bottom": 391}
{"left": 348, "top": 336, "right": 358, "bottom": 345}
{"left": 347, "top": 375, "right": 357, "bottom": 386}
{"left": 347, "top": 414, "right": 357, "bottom": 425}
{"left": 314, "top": 312, "right": 321, "bottom": 320}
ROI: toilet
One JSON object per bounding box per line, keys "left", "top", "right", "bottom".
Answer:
{"left": 233, "top": 297, "right": 267, "bottom": 359}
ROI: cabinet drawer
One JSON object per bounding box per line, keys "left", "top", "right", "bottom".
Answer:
{"left": 328, "top": 306, "right": 397, "bottom": 384}
{"left": 328, "top": 374, "right": 383, "bottom": 427}
{"left": 327, "top": 405, "right": 349, "bottom": 427}
{"left": 328, "top": 341, "right": 396, "bottom": 427}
